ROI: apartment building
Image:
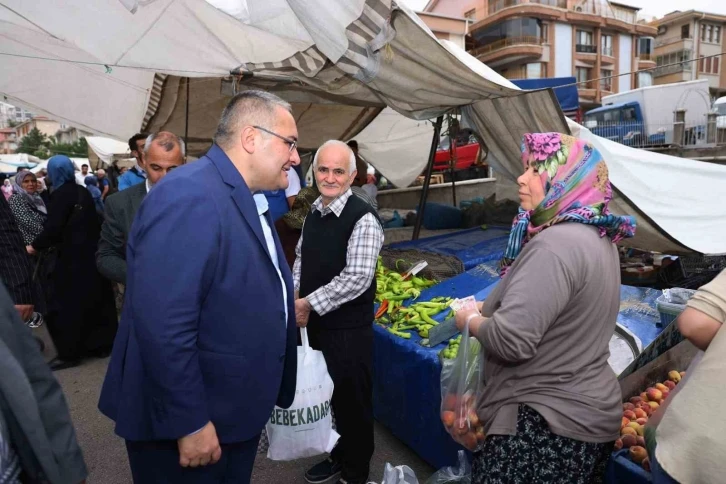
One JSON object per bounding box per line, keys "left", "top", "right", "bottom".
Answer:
{"left": 0, "top": 128, "right": 17, "bottom": 154}
{"left": 423, "top": 0, "right": 658, "bottom": 108}
{"left": 651, "top": 10, "right": 726, "bottom": 98}
{"left": 416, "top": 11, "right": 471, "bottom": 49}
{"left": 0, "top": 103, "right": 33, "bottom": 128}
{"left": 15, "top": 116, "right": 61, "bottom": 141}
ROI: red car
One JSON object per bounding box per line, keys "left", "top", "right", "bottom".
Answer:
{"left": 433, "top": 141, "right": 481, "bottom": 172}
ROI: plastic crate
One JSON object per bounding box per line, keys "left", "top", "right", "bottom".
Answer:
{"left": 658, "top": 255, "right": 726, "bottom": 289}
{"left": 606, "top": 449, "right": 651, "bottom": 484}
{"left": 655, "top": 288, "right": 696, "bottom": 327}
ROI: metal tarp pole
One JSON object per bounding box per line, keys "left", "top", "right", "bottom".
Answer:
{"left": 184, "top": 78, "right": 190, "bottom": 146}
{"left": 412, "top": 116, "right": 444, "bottom": 240}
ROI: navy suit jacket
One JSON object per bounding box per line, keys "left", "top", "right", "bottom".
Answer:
{"left": 99, "top": 144, "right": 297, "bottom": 443}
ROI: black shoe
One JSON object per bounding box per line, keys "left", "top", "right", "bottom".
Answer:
{"left": 304, "top": 458, "right": 342, "bottom": 484}
{"left": 49, "top": 358, "right": 80, "bottom": 371}
{"left": 335, "top": 479, "right": 366, "bottom": 484}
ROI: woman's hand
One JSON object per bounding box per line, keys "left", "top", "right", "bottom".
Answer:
{"left": 455, "top": 308, "right": 484, "bottom": 335}
{"left": 26, "top": 245, "right": 36, "bottom": 255}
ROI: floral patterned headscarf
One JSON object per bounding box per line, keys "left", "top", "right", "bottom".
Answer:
{"left": 499, "top": 132, "right": 636, "bottom": 276}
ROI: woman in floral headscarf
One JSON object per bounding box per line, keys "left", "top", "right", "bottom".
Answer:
{"left": 455, "top": 133, "right": 636, "bottom": 484}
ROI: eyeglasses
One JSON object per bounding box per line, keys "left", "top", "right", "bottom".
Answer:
{"left": 253, "top": 125, "right": 298, "bottom": 153}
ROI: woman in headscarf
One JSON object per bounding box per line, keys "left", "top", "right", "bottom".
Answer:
{"left": 454, "top": 133, "right": 636, "bottom": 484}
{"left": 84, "top": 174, "right": 105, "bottom": 217}
{"left": 8, "top": 170, "right": 47, "bottom": 245}
{"left": 28, "top": 155, "right": 118, "bottom": 370}
{"left": 2, "top": 178, "right": 13, "bottom": 200}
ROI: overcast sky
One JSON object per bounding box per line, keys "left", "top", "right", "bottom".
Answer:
{"left": 399, "top": 0, "right": 726, "bottom": 20}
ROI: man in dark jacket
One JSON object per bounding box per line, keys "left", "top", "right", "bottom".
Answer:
{"left": 96, "top": 132, "right": 185, "bottom": 285}
{"left": 294, "top": 140, "right": 383, "bottom": 484}
{"left": 0, "top": 282, "right": 87, "bottom": 483}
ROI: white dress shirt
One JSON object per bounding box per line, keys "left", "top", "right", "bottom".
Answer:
{"left": 253, "top": 193, "right": 288, "bottom": 324}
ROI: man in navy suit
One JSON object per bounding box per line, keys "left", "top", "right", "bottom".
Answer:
{"left": 99, "top": 90, "right": 300, "bottom": 483}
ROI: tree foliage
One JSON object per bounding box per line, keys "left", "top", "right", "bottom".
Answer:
{"left": 16, "top": 128, "right": 88, "bottom": 159}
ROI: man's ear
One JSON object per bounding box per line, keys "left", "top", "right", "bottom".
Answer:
{"left": 240, "top": 126, "right": 258, "bottom": 154}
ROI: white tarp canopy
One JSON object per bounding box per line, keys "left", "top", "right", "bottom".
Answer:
{"left": 1, "top": 0, "right": 724, "bottom": 254}
{"left": 86, "top": 137, "right": 131, "bottom": 167}
{"left": 0, "top": 153, "right": 40, "bottom": 173}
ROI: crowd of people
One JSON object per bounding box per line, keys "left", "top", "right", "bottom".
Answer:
{"left": 0, "top": 88, "right": 722, "bottom": 484}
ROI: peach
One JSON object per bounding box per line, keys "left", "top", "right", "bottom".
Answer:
{"left": 680, "top": 371, "right": 686, "bottom": 378}
{"left": 621, "top": 426, "right": 637, "bottom": 437}
{"left": 441, "top": 411, "right": 455, "bottom": 427}
{"left": 647, "top": 401, "right": 660, "bottom": 411}
{"left": 634, "top": 408, "right": 648, "bottom": 419}
{"left": 626, "top": 422, "right": 644, "bottom": 436}
{"left": 621, "top": 434, "right": 637, "bottom": 448}
{"left": 637, "top": 403, "right": 652, "bottom": 416}
{"left": 468, "top": 409, "right": 481, "bottom": 427}
{"left": 636, "top": 418, "right": 648, "bottom": 426}
{"left": 623, "top": 410, "right": 637, "bottom": 421}
{"left": 636, "top": 436, "right": 646, "bottom": 448}
{"left": 642, "top": 457, "right": 651, "bottom": 472}
{"left": 442, "top": 394, "right": 458, "bottom": 411}
{"left": 621, "top": 417, "right": 630, "bottom": 429}
{"left": 623, "top": 402, "right": 636, "bottom": 412}
{"left": 641, "top": 392, "right": 649, "bottom": 402}
{"left": 629, "top": 446, "right": 648, "bottom": 464}
{"left": 475, "top": 426, "right": 486, "bottom": 442}
{"left": 660, "top": 389, "right": 670, "bottom": 400}
{"left": 668, "top": 370, "right": 682, "bottom": 383}
{"left": 460, "top": 432, "right": 478, "bottom": 450}
{"left": 663, "top": 380, "right": 676, "bottom": 391}
{"left": 614, "top": 439, "right": 623, "bottom": 450}
{"left": 629, "top": 396, "right": 643, "bottom": 405}
{"left": 646, "top": 388, "right": 663, "bottom": 402}
{"left": 454, "top": 418, "right": 469, "bottom": 435}
{"left": 655, "top": 383, "right": 669, "bottom": 393}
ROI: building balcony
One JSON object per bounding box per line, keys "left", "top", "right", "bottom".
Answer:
{"left": 653, "top": 63, "right": 690, "bottom": 77}
{"left": 576, "top": 44, "right": 597, "bottom": 54}
{"left": 488, "top": 0, "right": 566, "bottom": 15}
{"left": 471, "top": 36, "right": 544, "bottom": 64}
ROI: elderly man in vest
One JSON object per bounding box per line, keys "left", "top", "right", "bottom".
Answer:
{"left": 294, "top": 140, "right": 384, "bottom": 484}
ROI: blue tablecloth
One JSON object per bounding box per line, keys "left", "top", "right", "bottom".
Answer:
{"left": 372, "top": 264, "right": 665, "bottom": 470}
{"left": 372, "top": 262, "right": 501, "bottom": 470}
{"left": 389, "top": 226, "right": 511, "bottom": 270}
{"left": 617, "top": 286, "right": 663, "bottom": 349}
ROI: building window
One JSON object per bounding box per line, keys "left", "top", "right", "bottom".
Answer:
{"left": 576, "top": 30, "right": 596, "bottom": 53}
{"left": 600, "top": 69, "right": 613, "bottom": 90}
{"left": 526, "top": 63, "right": 542, "bottom": 79}
{"left": 699, "top": 55, "right": 720, "bottom": 74}
{"left": 472, "top": 17, "right": 543, "bottom": 47}
{"left": 576, "top": 67, "right": 591, "bottom": 86}
{"left": 601, "top": 34, "right": 613, "bottom": 56}
{"left": 701, "top": 24, "right": 722, "bottom": 43}
{"left": 681, "top": 24, "right": 690, "bottom": 39}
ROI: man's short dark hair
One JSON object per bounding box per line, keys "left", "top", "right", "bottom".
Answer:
{"left": 16, "top": 167, "right": 27, "bottom": 173}
{"left": 128, "top": 133, "right": 148, "bottom": 153}
{"left": 82, "top": 164, "right": 89, "bottom": 169}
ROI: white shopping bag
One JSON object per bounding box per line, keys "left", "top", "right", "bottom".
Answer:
{"left": 266, "top": 328, "right": 339, "bottom": 460}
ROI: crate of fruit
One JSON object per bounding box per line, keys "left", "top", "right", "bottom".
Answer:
{"left": 605, "top": 339, "right": 698, "bottom": 483}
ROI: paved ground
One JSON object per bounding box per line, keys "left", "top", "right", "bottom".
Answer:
{"left": 34, "top": 325, "right": 435, "bottom": 483}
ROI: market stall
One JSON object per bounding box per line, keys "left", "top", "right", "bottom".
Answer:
{"left": 371, "top": 230, "right": 666, "bottom": 470}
